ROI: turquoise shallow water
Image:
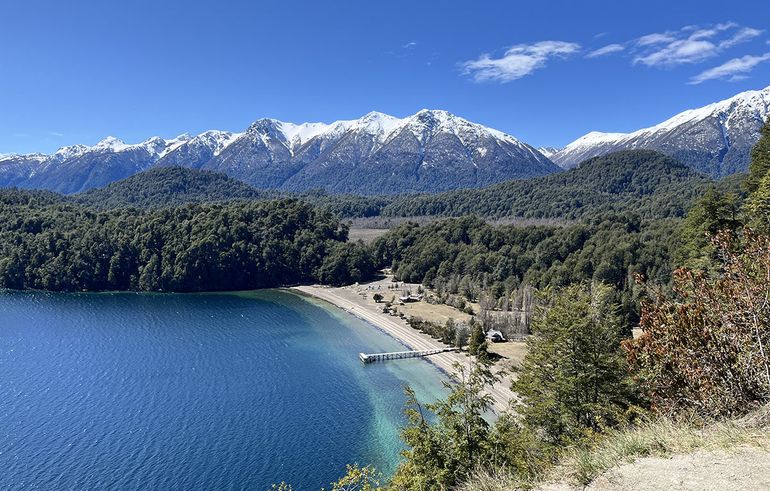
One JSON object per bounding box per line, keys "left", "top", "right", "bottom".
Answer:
{"left": 0, "top": 289, "right": 447, "bottom": 490}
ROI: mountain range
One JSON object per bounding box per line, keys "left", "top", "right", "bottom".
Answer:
{"left": 551, "top": 86, "right": 770, "bottom": 177}
{"left": 0, "top": 110, "right": 557, "bottom": 195}
{"left": 1, "top": 86, "right": 768, "bottom": 194}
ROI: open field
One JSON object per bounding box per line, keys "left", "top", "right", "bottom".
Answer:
{"left": 487, "top": 341, "right": 528, "bottom": 373}
{"left": 347, "top": 227, "right": 390, "bottom": 244}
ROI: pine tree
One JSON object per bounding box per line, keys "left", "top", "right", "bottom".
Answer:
{"left": 675, "top": 186, "right": 742, "bottom": 271}
{"left": 391, "top": 361, "right": 497, "bottom": 489}
{"left": 744, "top": 116, "right": 770, "bottom": 194}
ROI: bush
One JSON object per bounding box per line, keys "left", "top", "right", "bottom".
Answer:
{"left": 626, "top": 230, "right": 770, "bottom": 417}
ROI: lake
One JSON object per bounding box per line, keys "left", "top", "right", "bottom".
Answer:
{"left": 0, "top": 289, "right": 447, "bottom": 490}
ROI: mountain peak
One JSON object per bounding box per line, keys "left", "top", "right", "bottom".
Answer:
{"left": 551, "top": 85, "right": 770, "bottom": 175}
{"left": 93, "top": 136, "right": 127, "bottom": 152}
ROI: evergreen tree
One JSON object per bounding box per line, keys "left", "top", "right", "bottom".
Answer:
{"left": 744, "top": 116, "right": 770, "bottom": 194}
{"left": 745, "top": 173, "right": 770, "bottom": 233}
{"left": 391, "top": 361, "right": 497, "bottom": 490}
{"left": 675, "top": 186, "right": 742, "bottom": 270}
{"left": 467, "top": 319, "right": 487, "bottom": 357}
{"left": 513, "top": 284, "right": 634, "bottom": 445}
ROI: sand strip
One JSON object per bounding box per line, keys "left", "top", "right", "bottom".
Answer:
{"left": 292, "top": 284, "right": 515, "bottom": 414}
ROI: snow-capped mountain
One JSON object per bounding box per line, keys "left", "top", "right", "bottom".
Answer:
{"left": 11, "top": 135, "right": 195, "bottom": 194}
{"left": 551, "top": 86, "right": 770, "bottom": 177}
{"left": 154, "top": 131, "right": 240, "bottom": 170}
{"left": 0, "top": 110, "right": 559, "bottom": 194}
{"left": 204, "top": 109, "right": 558, "bottom": 193}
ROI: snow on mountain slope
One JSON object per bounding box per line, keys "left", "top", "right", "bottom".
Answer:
{"left": 206, "top": 109, "right": 558, "bottom": 193}
{"left": 551, "top": 86, "right": 770, "bottom": 176}
{"left": 0, "top": 110, "right": 559, "bottom": 194}
{"left": 537, "top": 146, "right": 561, "bottom": 158}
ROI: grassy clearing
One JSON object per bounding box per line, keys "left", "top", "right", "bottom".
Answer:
{"left": 487, "top": 341, "right": 528, "bottom": 372}
{"left": 397, "top": 301, "right": 473, "bottom": 324}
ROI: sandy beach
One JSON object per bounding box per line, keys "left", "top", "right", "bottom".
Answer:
{"left": 293, "top": 282, "right": 517, "bottom": 415}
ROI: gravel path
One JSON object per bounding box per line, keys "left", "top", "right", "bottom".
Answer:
{"left": 541, "top": 446, "right": 770, "bottom": 491}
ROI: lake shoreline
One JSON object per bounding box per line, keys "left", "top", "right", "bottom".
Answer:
{"left": 290, "top": 284, "right": 516, "bottom": 414}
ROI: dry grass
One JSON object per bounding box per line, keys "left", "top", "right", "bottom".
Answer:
{"left": 487, "top": 341, "right": 528, "bottom": 372}
{"left": 398, "top": 301, "right": 472, "bottom": 324}
{"left": 457, "top": 406, "right": 770, "bottom": 491}
{"left": 556, "top": 406, "right": 770, "bottom": 486}
{"left": 347, "top": 227, "right": 390, "bottom": 244}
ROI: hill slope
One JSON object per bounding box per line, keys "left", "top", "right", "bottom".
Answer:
{"left": 379, "top": 150, "right": 712, "bottom": 220}
{"left": 74, "top": 167, "right": 270, "bottom": 209}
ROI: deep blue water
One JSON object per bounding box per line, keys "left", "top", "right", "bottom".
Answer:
{"left": 0, "top": 290, "right": 447, "bottom": 490}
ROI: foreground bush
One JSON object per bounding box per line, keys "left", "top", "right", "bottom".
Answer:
{"left": 626, "top": 230, "right": 770, "bottom": 417}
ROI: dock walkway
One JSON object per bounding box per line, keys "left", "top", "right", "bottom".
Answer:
{"left": 359, "top": 347, "right": 459, "bottom": 364}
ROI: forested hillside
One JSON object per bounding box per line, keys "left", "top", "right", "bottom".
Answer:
{"left": 372, "top": 214, "right": 679, "bottom": 327}
{"left": 378, "top": 150, "right": 711, "bottom": 220}
{"left": 35, "top": 150, "right": 727, "bottom": 225}
{"left": 0, "top": 194, "right": 374, "bottom": 291}
{"left": 74, "top": 166, "right": 273, "bottom": 209}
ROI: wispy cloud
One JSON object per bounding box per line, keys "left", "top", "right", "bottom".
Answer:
{"left": 461, "top": 41, "right": 580, "bottom": 83}
{"left": 634, "top": 23, "right": 762, "bottom": 67}
{"left": 689, "top": 52, "right": 770, "bottom": 84}
{"left": 49, "top": 131, "right": 64, "bottom": 137}
{"left": 586, "top": 43, "right": 625, "bottom": 58}
{"left": 402, "top": 41, "right": 417, "bottom": 49}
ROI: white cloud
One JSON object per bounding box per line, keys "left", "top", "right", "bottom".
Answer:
{"left": 634, "top": 23, "right": 762, "bottom": 67}
{"left": 49, "top": 132, "right": 64, "bottom": 137}
{"left": 720, "top": 27, "right": 763, "bottom": 49}
{"left": 402, "top": 41, "right": 417, "bottom": 49}
{"left": 461, "top": 41, "right": 580, "bottom": 83}
{"left": 689, "top": 52, "right": 770, "bottom": 84}
{"left": 586, "top": 43, "right": 625, "bottom": 58}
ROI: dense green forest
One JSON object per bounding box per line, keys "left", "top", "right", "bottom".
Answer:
{"left": 74, "top": 166, "right": 274, "bottom": 209}
{"left": 372, "top": 214, "right": 679, "bottom": 327}
{"left": 0, "top": 194, "right": 374, "bottom": 291}
{"left": 378, "top": 151, "right": 715, "bottom": 220}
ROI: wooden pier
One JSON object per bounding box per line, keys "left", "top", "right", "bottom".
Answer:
{"left": 359, "top": 347, "right": 459, "bottom": 364}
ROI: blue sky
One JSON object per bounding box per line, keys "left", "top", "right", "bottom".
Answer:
{"left": 1, "top": 0, "right": 769, "bottom": 154}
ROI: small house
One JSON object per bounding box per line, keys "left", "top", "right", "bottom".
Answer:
{"left": 486, "top": 329, "right": 506, "bottom": 343}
